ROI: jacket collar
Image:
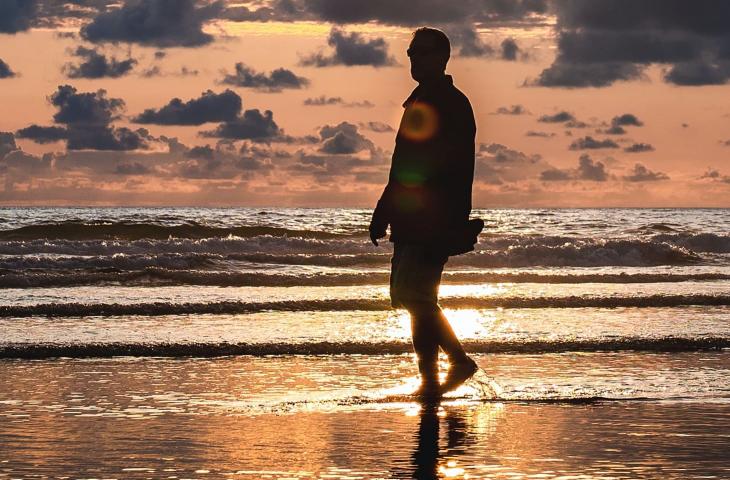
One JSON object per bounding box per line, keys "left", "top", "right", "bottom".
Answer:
{"left": 402, "top": 74, "right": 453, "bottom": 107}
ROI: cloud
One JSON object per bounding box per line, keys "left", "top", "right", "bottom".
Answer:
{"left": 66, "top": 125, "right": 148, "bottom": 151}
{"left": 501, "top": 38, "right": 520, "bottom": 61}
{"left": 50, "top": 84, "right": 124, "bottom": 126}
{"left": 540, "top": 154, "right": 609, "bottom": 181}
{"left": 446, "top": 25, "right": 495, "bottom": 57}
{"left": 63, "top": 46, "right": 136, "bottom": 78}
{"left": 81, "top": 0, "right": 223, "bottom": 47}
{"left": 203, "top": 109, "right": 282, "bottom": 141}
{"left": 115, "top": 161, "right": 150, "bottom": 175}
{"left": 0, "top": 0, "right": 36, "bottom": 33}
{"left": 569, "top": 136, "right": 619, "bottom": 150}
{"left": 300, "top": 28, "right": 397, "bottom": 67}
{"left": 294, "top": 0, "right": 548, "bottom": 27}
{"left": 133, "top": 89, "right": 242, "bottom": 125}
{"left": 0, "top": 59, "right": 17, "bottom": 78}
{"left": 612, "top": 113, "right": 644, "bottom": 127}
{"left": 476, "top": 142, "right": 551, "bottom": 184}
{"left": 538, "top": 111, "right": 576, "bottom": 123}
{"left": 701, "top": 168, "right": 730, "bottom": 183}
{"left": 303, "top": 95, "right": 374, "bottom": 107}
{"left": 623, "top": 163, "right": 669, "bottom": 181}
{"left": 16, "top": 125, "right": 68, "bottom": 143}
{"left": 0, "top": 132, "right": 18, "bottom": 159}
{"left": 624, "top": 143, "right": 655, "bottom": 153}
{"left": 526, "top": 130, "right": 555, "bottom": 138}
{"left": 359, "top": 121, "right": 393, "bottom": 133}
{"left": 220, "top": 62, "right": 309, "bottom": 92}
{"left": 17, "top": 85, "right": 148, "bottom": 151}
{"left": 492, "top": 104, "right": 530, "bottom": 115}
{"left": 532, "top": 1, "right": 730, "bottom": 87}
{"left": 318, "top": 122, "right": 374, "bottom": 154}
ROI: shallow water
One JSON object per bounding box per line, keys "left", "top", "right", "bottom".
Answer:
{"left": 1, "top": 354, "right": 730, "bottom": 479}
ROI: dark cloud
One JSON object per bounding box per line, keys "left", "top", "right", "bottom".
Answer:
{"left": 296, "top": 0, "right": 548, "bottom": 27}
{"left": 142, "top": 65, "right": 199, "bottom": 77}
{"left": 447, "top": 26, "right": 495, "bottom": 57}
{"left": 18, "top": 85, "right": 147, "bottom": 151}
{"left": 50, "top": 84, "right": 125, "bottom": 126}
{"left": 359, "top": 121, "right": 393, "bottom": 133}
{"left": 538, "top": 111, "right": 576, "bottom": 123}
{"left": 300, "top": 28, "right": 397, "bottom": 67}
{"left": 526, "top": 130, "right": 555, "bottom": 138}
{"left": 186, "top": 145, "right": 215, "bottom": 160}
{"left": 701, "top": 168, "right": 730, "bottom": 183}
{"left": 492, "top": 104, "right": 530, "bottom": 115}
{"left": 133, "top": 89, "right": 242, "bottom": 125}
{"left": 0, "top": 59, "right": 17, "bottom": 78}
{"left": 318, "top": 122, "right": 373, "bottom": 154}
{"left": 612, "top": 113, "right": 644, "bottom": 127}
{"left": 220, "top": 62, "right": 309, "bottom": 92}
{"left": 476, "top": 142, "right": 550, "bottom": 184}
{"left": 531, "top": 61, "right": 645, "bottom": 88}
{"left": 576, "top": 154, "right": 608, "bottom": 181}
{"left": 16, "top": 125, "right": 68, "bottom": 143}
{"left": 501, "top": 37, "right": 520, "bottom": 60}
{"left": 115, "top": 161, "right": 150, "bottom": 175}
{"left": 304, "top": 95, "right": 343, "bottom": 106}
{"left": 624, "top": 143, "right": 655, "bottom": 153}
{"left": 540, "top": 154, "right": 608, "bottom": 181}
{"left": 63, "top": 46, "right": 136, "bottom": 78}
{"left": 81, "top": 0, "right": 223, "bottom": 47}
{"left": 0, "top": 132, "right": 18, "bottom": 159}
{"left": 533, "top": 1, "right": 730, "bottom": 87}
{"left": 203, "top": 109, "right": 282, "bottom": 141}
{"left": 601, "top": 125, "right": 626, "bottom": 135}
{"left": 66, "top": 125, "right": 147, "bottom": 151}
{"left": 623, "top": 163, "right": 669, "bottom": 181}
{"left": 303, "top": 95, "right": 374, "bottom": 107}
{"left": 569, "top": 136, "right": 619, "bottom": 150}
{"left": 0, "top": 0, "right": 36, "bottom": 33}
{"left": 540, "top": 168, "right": 572, "bottom": 181}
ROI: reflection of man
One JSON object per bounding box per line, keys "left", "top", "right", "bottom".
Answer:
{"left": 369, "top": 27, "right": 478, "bottom": 397}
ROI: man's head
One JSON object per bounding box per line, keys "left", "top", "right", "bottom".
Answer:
{"left": 408, "top": 27, "right": 450, "bottom": 83}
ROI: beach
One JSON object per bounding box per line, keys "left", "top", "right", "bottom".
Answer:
{"left": 1, "top": 207, "right": 729, "bottom": 478}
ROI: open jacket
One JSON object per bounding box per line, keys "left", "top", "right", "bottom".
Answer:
{"left": 371, "top": 74, "right": 476, "bottom": 245}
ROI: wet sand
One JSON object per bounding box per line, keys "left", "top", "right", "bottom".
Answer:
{"left": 2, "top": 353, "right": 729, "bottom": 479}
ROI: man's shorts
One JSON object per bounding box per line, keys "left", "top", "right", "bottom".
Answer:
{"left": 389, "top": 243, "right": 448, "bottom": 309}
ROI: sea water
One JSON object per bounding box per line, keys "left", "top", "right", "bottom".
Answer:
{"left": 1, "top": 207, "right": 729, "bottom": 479}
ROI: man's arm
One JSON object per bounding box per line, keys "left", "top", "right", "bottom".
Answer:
{"left": 369, "top": 173, "right": 394, "bottom": 246}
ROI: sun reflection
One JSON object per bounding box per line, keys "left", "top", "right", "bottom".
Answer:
{"left": 384, "top": 309, "right": 491, "bottom": 340}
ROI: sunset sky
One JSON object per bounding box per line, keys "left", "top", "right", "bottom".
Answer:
{"left": 1, "top": 0, "right": 730, "bottom": 207}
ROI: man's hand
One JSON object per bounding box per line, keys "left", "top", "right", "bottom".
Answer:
{"left": 369, "top": 223, "right": 387, "bottom": 246}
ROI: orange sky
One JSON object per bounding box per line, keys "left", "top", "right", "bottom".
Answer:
{"left": 1, "top": 6, "right": 730, "bottom": 207}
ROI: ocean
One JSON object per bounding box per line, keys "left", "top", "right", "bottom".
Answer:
{"left": 1, "top": 207, "right": 729, "bottom": 479}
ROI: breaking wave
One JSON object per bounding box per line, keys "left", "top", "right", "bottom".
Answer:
{"left": 0, "top": 221, "right": 349, "bottom": 241}
{"left": 1, "top": 269, "right": 729, "bottom": 289}
{"left": 1, "top": 337, "right": 728, "bottom": 359}
{"left": 3, "top": 294, "right": 730, "bottom": 317}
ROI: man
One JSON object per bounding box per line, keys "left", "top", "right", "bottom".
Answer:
{"left": 369, "top": 27, "right": 479, "bottom": 397}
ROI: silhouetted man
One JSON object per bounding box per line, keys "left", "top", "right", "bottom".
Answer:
{"left": 369, "top": 27, "right": 479, "bottom": 397}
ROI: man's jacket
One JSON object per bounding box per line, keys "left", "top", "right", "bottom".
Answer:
{"left": 371, "top": 74, "right": 477, "bottom": 246}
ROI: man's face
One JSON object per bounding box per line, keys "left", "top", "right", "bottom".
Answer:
{"left": 407, "top": 35, "right": 446, "bottom": 83}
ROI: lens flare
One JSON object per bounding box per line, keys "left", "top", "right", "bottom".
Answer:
{"left": 399, "top": 101, "right": 439, "bottom": 142}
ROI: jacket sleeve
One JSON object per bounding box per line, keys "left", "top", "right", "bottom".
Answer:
{"left": 370, "top": 166, "right": 395, "bottom": 233}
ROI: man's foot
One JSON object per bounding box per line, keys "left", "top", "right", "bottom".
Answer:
{"left": 440, "top": 357, "right": 478, "bottom": 393}
{"left": 411, "top": 378, "right": 442, "bottom": 401}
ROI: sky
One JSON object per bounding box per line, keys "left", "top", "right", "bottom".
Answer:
{"left": 1, "top": 0, "right": 730, "bottom": 207}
